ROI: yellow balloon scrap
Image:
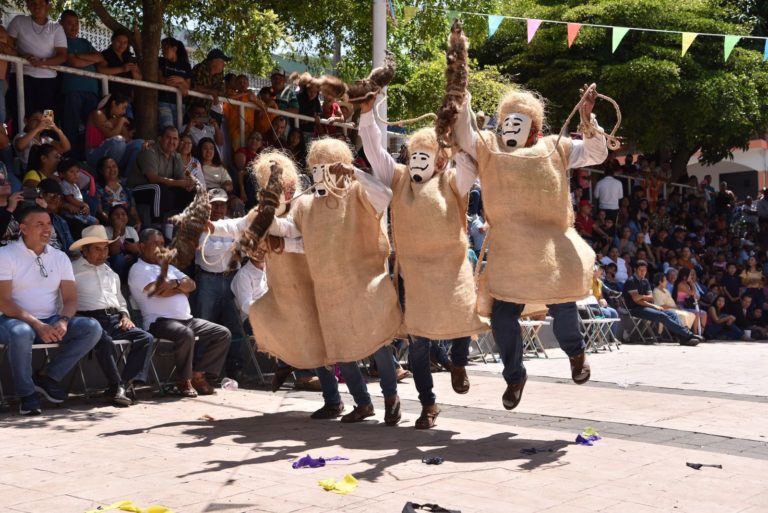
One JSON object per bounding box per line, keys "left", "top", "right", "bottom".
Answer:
{"left": 318, "top": 474, "right": 358, "bottom": 494}
{"left": 84, "top": 500, "right": 174, "bottom": 513}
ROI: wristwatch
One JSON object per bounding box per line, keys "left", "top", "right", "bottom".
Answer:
{"left": 59, "top": 316, "right": 71, "bottom": 324}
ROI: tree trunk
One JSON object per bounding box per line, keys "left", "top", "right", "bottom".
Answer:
{"left": 133, "top": 0, "right": 163, "bottom": 140}
{"left": 332, "top": 36, "right": 342, "bottom": 73}
{"left": 670, "top": 146, "right": 697, "bottom": 183}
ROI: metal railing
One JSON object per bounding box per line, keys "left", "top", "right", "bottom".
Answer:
{"left": 581, "top": 166, "right": 696, "bottom": 201}
{"left": 0, "top": 53, "right": 359, "bottom": 148}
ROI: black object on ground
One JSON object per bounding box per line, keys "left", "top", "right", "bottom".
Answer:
{"left": 421, "top": 456, "right": 444, "bottom": 465}
{"left": 403, "top": 502, "right": 461, "bottom": 513}
{"left": 686, "top": 462, "right": 723, "bottom": 470}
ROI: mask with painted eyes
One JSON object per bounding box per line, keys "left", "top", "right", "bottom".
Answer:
{"left": 311, "top": 164, "right": 328, "bottom": 198}
{"left": 499, "top": 113, "right": 532, "bottom": 149}
{"left": 408, "top": 150, "right": 436, "bottom": 183}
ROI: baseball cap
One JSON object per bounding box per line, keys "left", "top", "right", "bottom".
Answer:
{"left": 38, "top": 178, "right": 63, "bottom": 195}
{"left": 208, "top": 188, "right": 228, "bottom": 203}
{"left": 579, "top": 199, "right": 592, "bottom": 207}
{"left": 206, "top": 48, "right": 231, "bottom": 62}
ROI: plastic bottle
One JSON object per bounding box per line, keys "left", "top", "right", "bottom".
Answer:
{"left": 221, "top": 377, "right": 239, "bottom": 391}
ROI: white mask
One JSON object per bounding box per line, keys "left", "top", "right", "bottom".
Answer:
{"left": 408, "top": 150, "right": 436, "bottom": 183}
{"left": 274, "top": 188, "right": 293, "bottom": 217}
{"left": 311, "top": 164, "right": 328, "bottom": 198}
{"left": 500, "top": 113, "right": 532, "bottom": 148}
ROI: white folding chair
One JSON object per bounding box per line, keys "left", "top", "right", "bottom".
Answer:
{"left": 471, "top": 331, "right": 498, "bottom": 363}
{"left": 519, "top": 317, "right": 549, "bottom": 358}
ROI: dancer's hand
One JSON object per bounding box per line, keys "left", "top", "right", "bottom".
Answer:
{"left": 580, "top": 83, "right": 598, "bottom": 117}
{"left": 328, "top": 162, "right": 355, "bottom": 177}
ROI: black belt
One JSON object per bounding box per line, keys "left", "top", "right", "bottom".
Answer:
{"left": 78, "top": 308, "right": 123, "bottom": 317}
{"left": 195, "top": 266, "right": 225, "bottom": 276}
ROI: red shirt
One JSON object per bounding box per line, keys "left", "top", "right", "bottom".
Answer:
{"left": 575, "top": 212, "right": 595, "bottom": 236}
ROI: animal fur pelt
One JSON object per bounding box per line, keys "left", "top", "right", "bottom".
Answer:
{"left": 288, "top": 71, "right": 348, "bottom": 101}
{"left": 346, "top": 50, "right": 396, "bottom": 103}
{"left": 148, "top": 174, "right": 210, "bottom": 296}
{"left": 227, "top": 161, "right": 284, "bottom": 271}
{"left": 435, "top": 18, "right": 470, "bottom": 153}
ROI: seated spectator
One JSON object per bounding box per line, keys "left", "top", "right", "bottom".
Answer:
{"left": 286, "top": 127, "right": 307, "bottom": 171}
{"left": 104, "top": 204, "right": 139, "bottom": 282}
{"left": 588, "top": 265, "right": 619, "bottom": 337}
{"left": 126, "top": 126, "right": 195, "bottom": 224}
{"left": 128, "top": 228, "right": 231, "bottom": 397}
{"left": 734, "top": 295, "right": 765, "bottom": 339}
{"left": 317, "top": 94, "right": 345, "bottom": 138}
{"left": 234, "top": 131, "right": 263, "bottom": 207}
{"left": 672, "top": 267, "right": 708, "bottom": 330}
{"left": 603, "top": 262, "right": 620, "bottom": 292}
{"left": 722, "top": 262, "right": 742, "bottom": 313}
{"left": 38, "top": 178, "right": 75, "bottom": 254}
{"left": 0, "top": 168, "right": 22, "bottom": 245}
{"left": 665, "top": 267, "right": 678, "bottom": 294}
{"left": 182, "top": 102, "right": 224, "bottom": 148}
{"left": 85, "top": 93, "right": 144, "bottom": 173}
{"left": 94, "top": 156, "right": 141, "bottom": 228}
{"left": 196, "top": 137, "right": 232, "bottom": 192}
{"left": 190, "top": 49, "right": 230, "bottom": 122}
{"left": 178, "top": 133, "right": 206, "bottom": 186}
{"left": 652, "top": 272, "right": 698, "bottom": 334}
{"left": 15, "top": 111, "right": 70, "bottom": 173}
{"left": 58, "top": 158, "right": 98, "bottom": 228}
{"left": 705, "top": 295, "right": 747, "bottom": 340}
{"left": 622, "top": 260, "right": 701, "bottom": 345}
{"left": 158, "top": 37, "right": 191, "bottom": 128}
{"left": 22, "top": 142, "right": 59, "bottom": 187}
{"left": 741, "top": 255, "right": 765, "bottom": 309}
{"left": 262, "top": 116, "right": 287, "bottom": 151}
{"left": 96, "top": 28, "right": 141, "bottom": 114}
{"left": 575, "top": 200, "right": 606, "bottom": 243}
{"left": 601, "top": 246, "right": 628, "bottom": 286}
{"left": 0, "top": 206, "right": 102, "bottom": 415}
{"left": 615, "top": 226, "right": 636, "bottom": 256}
{"left": 253, "top": 86, "right": 278, "bottom": 136}
{"left": 71, "top": 225, "right": 153, "bottom": 405}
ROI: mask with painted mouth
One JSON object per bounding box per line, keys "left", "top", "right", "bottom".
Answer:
{"left": 311, "top": 164, "right": 328, "bottom": 198}
{"left": 499, "top": 113, "right": 532, "bottom": 149}
{"left": 408, "top": 150, "right": 436, "bottom": 183}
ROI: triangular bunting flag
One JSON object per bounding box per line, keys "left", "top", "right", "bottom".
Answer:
{"left": 403, "top": 6, "right": 417, "bottom": 24}
{"left": 447, "top": 10, "right": 460, "bottom": 22}
{"left": 681, "top": 32, "right": 698, "bottom": 56}
{"left": 723, "top": 35, "right": 741, "bottom": 61}
{"left": 612, "top": 27, "right": 630, "bottom": 53}
{"left": 527, "top": 19, "right": 542, "bottom": 43}
{"left": 488, "top": 15, "right": 504, "bottom": 39}
{"left": 567, "top": 23, "right": 582, "bottom": 47}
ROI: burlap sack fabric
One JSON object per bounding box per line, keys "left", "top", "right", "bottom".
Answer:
{"left": 475, "top": 131, "right": 595, "bottom": 305}
{"left": 291, "top": 180, "right": 402, "bottom": 365}
{"left": 390, "top": 164, "right": 489, "bottom": 338}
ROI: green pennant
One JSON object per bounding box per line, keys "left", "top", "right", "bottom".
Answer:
{"left": 723, "top": 35, "right": 741, "bottom": 61}
{"left": 612, "top": 27, "right": 630, "bottom": 53}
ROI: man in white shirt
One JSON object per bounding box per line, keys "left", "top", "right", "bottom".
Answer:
{"left": 0, "top": 206, "right": 102, "bottom": 415}
{"left": 128, "top": 228, "right": 230, "bottom": 397}
{"left": 71, "top": 225, "right": 153, "bottom": 406}
{"left": 231, "top": 259, "right": 267, "bottom": 323}
{"left": 6, "top": 0, "right": 68, "bottom": 118}
{"left": 193, "top": 188, "right": 245, "bottom": 378}
{"left": 593, "top": 169, "right": 624, "bottom": 222}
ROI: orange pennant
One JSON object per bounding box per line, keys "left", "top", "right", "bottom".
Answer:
{"left": 567, "top": 23, "right": 582, "bottom": 48}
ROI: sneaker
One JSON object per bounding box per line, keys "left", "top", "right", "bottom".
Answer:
{"left": 33, "top": 374, "right": 67, "bottom": 404}
{"left": 310, "top": 401, "right": 345, "bottom": 420}
{"left": 19, "top": 394, "right": 42, "bottom": 416}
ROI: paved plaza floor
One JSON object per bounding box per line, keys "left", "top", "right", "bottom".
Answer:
{"left": 1, "top": 341, "right": 767, "bottom": 513}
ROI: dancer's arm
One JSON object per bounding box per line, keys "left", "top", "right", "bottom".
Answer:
{"left": 353, "top": 167, "right": 392, "bottom": 214}
{"left": 454, "top": 93, "right": 479, "bottom": 160}
{"left": 569, "top": 117, "right": 609, "bottom": 169}
{"left": 453, "top": 152, "right": 479, "bottom": 196}
{"left": 359, "top": 108, "right": 396, "bottom": 187}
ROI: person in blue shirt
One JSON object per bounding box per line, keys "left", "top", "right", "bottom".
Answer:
{"left": 59, "top": 10, "right": 105, "bottom": 160}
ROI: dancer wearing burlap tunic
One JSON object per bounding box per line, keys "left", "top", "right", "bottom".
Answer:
{"left": 452, "top": 87, "right": 608, "bottom": 410}
{"left": 359, "top": 102, "right": 488, "bottom": 429}
{"left": 269, "top": 137, "right": 406, "bottom": 425}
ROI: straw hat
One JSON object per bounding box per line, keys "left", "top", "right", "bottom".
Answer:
{"left": 69, "top": 225, "right": 118, "bottom": 252}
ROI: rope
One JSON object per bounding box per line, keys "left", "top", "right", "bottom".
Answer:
{"left": 373, "top": 95, "right": 437, "bottom": 127}
{"left": 472, "top": 83, "right": 623, "bottom": 161}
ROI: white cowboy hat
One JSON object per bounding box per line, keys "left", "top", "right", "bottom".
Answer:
{"left": 69, "top": 225, "right": 119, "bottom": 252}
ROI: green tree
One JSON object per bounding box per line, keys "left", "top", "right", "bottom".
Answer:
{"left": 473, "top": 0, "right": 768, "bottom": 178}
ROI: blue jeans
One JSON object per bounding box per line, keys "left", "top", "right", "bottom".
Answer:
{"left": 158, "top": 102, "right": 179, "bottom": 129}
{"left": 89, "top": 312, "right": 154, "bottom": 384}
{"left": 193, "top": 271, "right": 246, "bottom": 373}
{"left": 87, "top": 138, "right": 144, "bottom": 176}
{"left": 408, "top": 337, "right": 436, "bottom": 406}
{"left": 315, "top": 345, "right": 398, "bottom": 407}
{"left": 491, "top": 301, "right": 586, "bottom": 385}
{"left": 629, "top": 307, "right": 693, "bottom": 340}
{"left": 0, "top": 315, "right": 102, "bottom": 397}
{"left": 61, "top": 91, "right": 98, "bottom": 160}
{"left": 430, "top": 337, "right": 470, "bottom": 367}
{"left": 704, "top": 322, "right": 744, "bottom": 340}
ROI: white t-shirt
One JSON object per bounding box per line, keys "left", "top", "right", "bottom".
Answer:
{"left": 128, "top": 258, "right": 192, "bottom": 329}
{"left": 105, "top": 225, "right": 140, "bottom": 244}
{"left": 601, "top": 256, "right": 629, "bottom": 285}
{"left": 7, "top": 15, "right": 67, "bottom": 79}
{"left": 60, "top": 180, "right": 83, "bottom": 202}
{"left": 230, "top": 261, "right": 268, "bottom": 321}
{"left": 593, "top": 176, "right": 624, "bottom": 210}
{"left": 0, "top": 240, "right": 74, "bottom": 319}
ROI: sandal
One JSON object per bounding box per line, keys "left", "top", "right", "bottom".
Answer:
{"left": 415, "top": 404, "right": 441, "bottom": 429}
{"left": 175, "top": 380, "right": 198, "bottom": 398}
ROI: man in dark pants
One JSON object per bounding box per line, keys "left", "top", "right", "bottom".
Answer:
{"left": 128, "top": 228, "right": 231, "bottom": 397}
{"left": 623, "top": 260, "right": 703, "bottom": 346}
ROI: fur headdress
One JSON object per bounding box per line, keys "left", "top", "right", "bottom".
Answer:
{"left": 307, "top": 137, "right": 354, "bottom": 170}
{"left": 346, "top": 51, "right": 396, "bottom": 103}
{"left": 252, "top": 150, "right": 300, "bottom": 191}
{"left": 288, "top": 71, "right": 348, "bottom": 101}
{"left": 497, "top": 89, "right": 545, "bottom": 132}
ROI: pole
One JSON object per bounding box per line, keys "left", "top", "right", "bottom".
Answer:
{"left": 373, "top": 0, "right": 387, "bottom": 149}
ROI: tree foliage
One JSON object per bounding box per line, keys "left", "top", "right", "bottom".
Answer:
{"left": 472, "top": 0, "right": 768, "bottom": 176}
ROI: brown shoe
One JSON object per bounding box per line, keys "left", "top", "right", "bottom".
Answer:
{"left": 294, "top": 376, "right": 322, "bottom": 392}
{"left": 447, "top": 363, "right": 470, "bottom": 394}
{"left": 271, "top": 366, "right": 295, "bottom": 392}
{"left": 569, "top": 353, "right": 591, "bottom": 385}
{"left": 340, "top": 403, "right": 375, "bottom": 423}
{"left": 384, "top": 395, "right": 401, "bottom": 426}
{"left": 310, "top": 401, "right": 345, "bottom": 420}
{"left": 395, "top": 368, "right": 412, "bottom": 382}
{"left": 415, "top": 404, "right": 441, "bottom": 429}
{"left": 191, "top": 375, "right": 216, "bottom": 395}
{"left": 502, "top": 375, "right": 527, "bottom": 410}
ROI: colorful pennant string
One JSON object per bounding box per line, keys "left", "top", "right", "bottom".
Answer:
{"left": 527, "top": 19, "right": 542, "bottom": 43}
{"left": 567, "top": 22, "right": 582, "bottom": 48}
{"left": 681, "top": 32, "right": 698, "bottom": 56}
{"left": 612, "top": 27, "right": 630, "bottom": 53}
{"left": 488, "top": 14, "right": 504, "bottom": 39}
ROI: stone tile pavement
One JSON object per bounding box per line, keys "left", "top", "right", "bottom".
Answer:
{"left": 1, "top": 341, "right": 767, "bottom": 513}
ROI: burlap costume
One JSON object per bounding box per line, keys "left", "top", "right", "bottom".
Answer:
{"left": 474, "top": 131, "right": 595, "bottom": 305}
{"left": 247, "top": 153, "right": 326, "bottom": 368}
{"left": 389, "top": 161, "right": 488, "bottom": 338}
{"left": 290, "top": 138, "right": 402, "bottom": 364}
